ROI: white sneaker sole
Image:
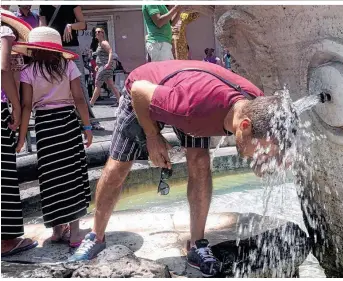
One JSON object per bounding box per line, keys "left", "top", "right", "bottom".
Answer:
{"left": 187, "top": 261, "right": 214, "bottom": 278}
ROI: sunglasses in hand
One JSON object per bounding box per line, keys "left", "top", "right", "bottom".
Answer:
{"left": 157, "top": 168, "right": 173, "bottom": 195}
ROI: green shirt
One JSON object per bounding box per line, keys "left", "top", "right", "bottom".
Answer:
{"left": 142, "top": 5, "right": 172, "bottom": 44}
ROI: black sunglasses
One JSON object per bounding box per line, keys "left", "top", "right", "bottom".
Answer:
{"left": 157, "top": 168, "right": 172, "bottom": 195}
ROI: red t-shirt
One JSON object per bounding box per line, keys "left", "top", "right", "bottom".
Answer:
{"left": 125, "top": 60, "right": 264, "bottom": 137}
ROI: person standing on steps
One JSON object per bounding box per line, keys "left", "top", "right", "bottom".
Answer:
{"left": 223, "top": 48, "right": 232, "bottom": 70}
{"left": 69, "top": 60, "right": 298, "bottom": 277}
{"left": 39, "top": 5, "right": 104, "bottom": 130}
{"left": 203, "top": 48, "right": 222, "bottom": 66}
{"left": 142, "top": 4, "right": 181, "bottom": 61}
{"left": 170, "top": 10, "right": 199, "bottom": 60}
{"left": 1, "top": 8, "right": 38, "bottom": 257}
{"left": 89, "top": 27, "right": 121, "bottom": 107}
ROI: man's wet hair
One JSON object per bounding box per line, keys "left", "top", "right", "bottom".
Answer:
{"left": 241, "top": 95, "right": 299, "bottom": 150}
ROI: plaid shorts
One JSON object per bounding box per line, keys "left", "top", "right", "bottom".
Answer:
{"left": 109, "top": 89, "right": 211, "bottom": 162}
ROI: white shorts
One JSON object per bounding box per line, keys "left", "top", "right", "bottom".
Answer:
{"left": 146, "top": 42, "right": 174, "bottom": 61}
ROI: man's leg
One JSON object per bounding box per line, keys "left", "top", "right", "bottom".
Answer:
{"left": 92, "top": 158, "right": 133, "bottom": 241}
{"left": 174, "top": 131, "right": 221, "bottom": 277}
{"left": 68, "top": 158, "right": 133, "bottom": 262}
{"left": 160, "top": 42, "right": 175, "bottom": 60}
{"left": 146, "top": 42, "right": 174, "bottom": 62}
{"left": 69, "top": 90, "right": 143, "bottom": 261}
{"left": 186, "top": 147, "right": 212, "bottom": 246}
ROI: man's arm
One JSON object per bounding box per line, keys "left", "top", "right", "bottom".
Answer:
{"left": 131, "top": 80, "right": 160, "bottom": 137}
{"left": 72, "top": 6, "right": 86, "bottom": 30}
{"left": 170, "top": 10, "right": 182, "bottom": 26}
{"left": 149, "top": 5, "right": 180, "bottom": 28}
{"left": 131, "top": 80, "right": 171, "bottom": 169}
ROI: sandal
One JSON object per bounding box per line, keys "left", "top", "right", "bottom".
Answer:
{"left": 69, "top": 241, "right": 82, "bottom": 248}
{"left": 1, "top": 238, "right": 38, "bottom": 257}
{"left": 50, "top": 224, "right": 70, "bottom": 244}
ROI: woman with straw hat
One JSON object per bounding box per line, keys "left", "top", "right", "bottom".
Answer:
{"left": 1, "top": 8, "right": 39, "bottom": 257}
{"left": 15, "top": 26, "right": 92, "bottom": 248}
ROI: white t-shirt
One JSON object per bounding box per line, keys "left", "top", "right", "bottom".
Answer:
{"left": 21, "top": 60, "right": 81, "bottom": 110}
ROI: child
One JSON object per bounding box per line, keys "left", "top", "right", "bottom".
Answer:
{"left": 15, "top": 27, "right": 93, "bottom": 248}
{"left": 1, "top": 8, "right": 38, "bottom": 257}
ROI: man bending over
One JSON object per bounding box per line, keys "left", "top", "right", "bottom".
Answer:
{"left": 70, "top": 60, "right": 297, "bottom": 277}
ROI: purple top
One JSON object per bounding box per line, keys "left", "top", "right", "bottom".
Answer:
{"left": 1, "top": 90, "right": 7, "bottom": 103}
{"left": 16, "top": 10, "right": 39, "bottom": 28}
{"left": 203, "top": 56, "right": 218, "bottom": 64}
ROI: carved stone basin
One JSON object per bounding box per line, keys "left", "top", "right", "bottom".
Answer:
{"left": 214, "top": 5, "right": 343, "bottom": 277}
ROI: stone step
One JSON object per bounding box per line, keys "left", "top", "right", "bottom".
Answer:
{"left": 17, "top": 127, "right": 236, "bottom": 184}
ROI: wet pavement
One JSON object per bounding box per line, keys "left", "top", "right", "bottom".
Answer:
{"left": 4, "top": 173, "right": 326, "bottom": 278}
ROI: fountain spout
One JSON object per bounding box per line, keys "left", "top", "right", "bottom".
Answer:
{"left": 319, "top": 92, "right": 332, "bottom": 103}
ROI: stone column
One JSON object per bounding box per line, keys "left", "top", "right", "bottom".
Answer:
{"left": 214, "top": 5, "right": 343, "bottom": 277}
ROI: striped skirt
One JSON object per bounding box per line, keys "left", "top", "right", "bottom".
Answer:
{"left": 35, "top": 106, "right": 91, "bottom": 228}
{"left": 1, "top": 102, "right": 24, "bottom": 240}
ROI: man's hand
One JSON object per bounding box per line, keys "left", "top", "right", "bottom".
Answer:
{"left": 9, "top": 106, "right": 21, "bottom": 131}
{"left": 146, "top": 134, "right": 172, "bottom": 169}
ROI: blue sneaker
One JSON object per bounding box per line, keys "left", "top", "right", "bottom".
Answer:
{"left": 187, "top": 239, "right": 222, "bottom": 277}
{"left": 68, "top": 233, "right": 106, "bottom": 262}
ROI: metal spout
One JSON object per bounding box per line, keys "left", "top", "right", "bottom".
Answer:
{"left": 319, "top": 92, "right": 332, "bottom": 103}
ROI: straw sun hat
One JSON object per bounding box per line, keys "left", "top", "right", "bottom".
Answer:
{"left": 13, "top": 27, "right": 78, "bottom": 60}
{"left": 1, "top": 9, "right": 32, "bottom": 41}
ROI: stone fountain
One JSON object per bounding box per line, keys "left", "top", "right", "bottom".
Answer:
{"left": 214, "top": 5, "right": 343, "bottom": 277}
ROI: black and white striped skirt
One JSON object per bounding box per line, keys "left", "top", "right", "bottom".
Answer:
{"left": 1, "top": 102, "right": 24, "bottom": 240}
{"left": 35, "top": 106, "right": 91, "bottom": 228}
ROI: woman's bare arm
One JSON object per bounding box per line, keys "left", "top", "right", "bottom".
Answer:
{"left": 16, "top": 82, "right": 33, "bottom": 152}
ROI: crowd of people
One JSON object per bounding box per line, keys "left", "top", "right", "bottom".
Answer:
{"left": 1, "top": 4, "right": 295, "bottom": 278}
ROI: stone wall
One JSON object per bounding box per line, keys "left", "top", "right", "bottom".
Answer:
{"left": 214, "top": 5, "right": 343, "bottom": 277}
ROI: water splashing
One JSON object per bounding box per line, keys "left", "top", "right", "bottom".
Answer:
{"left": 228, "top": 88, "right": 330, "bottom": 277}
